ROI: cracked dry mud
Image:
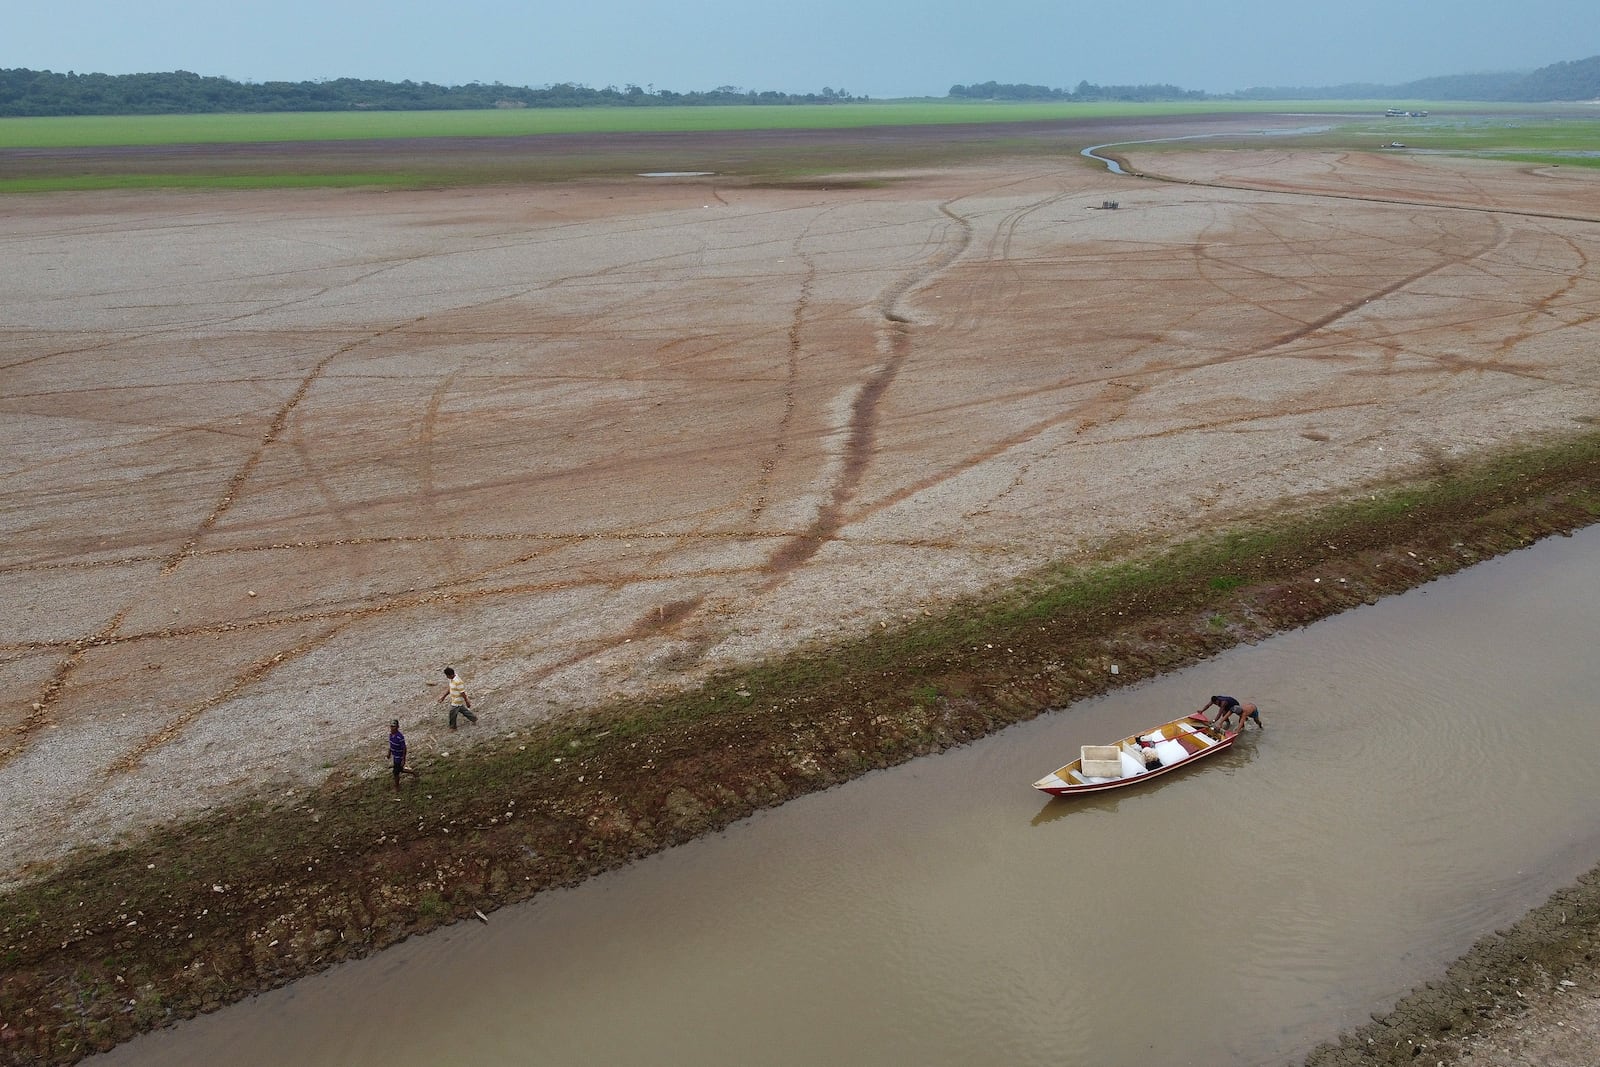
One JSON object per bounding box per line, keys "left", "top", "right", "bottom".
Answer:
{"left": 3, "top": 126, "right": 1600, "bottom": 1062}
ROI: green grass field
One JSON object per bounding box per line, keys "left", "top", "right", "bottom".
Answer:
{"left": 2, "top": 101, "right": 1592, "bottom": 192}
{"left": 0, "top": 173, "right": 428, "bottom": 193}
{"left": 1307, "top": 114, "right": 1600, "bottom": 168}
{"left": 1104, "top": 107, "right": 1600, "bottom": 169}
{"left": 0, "top": 99, "right": 1544, "bottom": 149}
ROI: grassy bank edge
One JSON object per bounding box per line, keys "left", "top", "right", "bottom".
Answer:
{"left": 3, "top": 427, "right": 1600, "bottom": 1064}
{"left": 5, "top": 104, "right": 1590, "bottom": 195}
{"left": 0, "top": 100, "right": 1510, "bottom": 150}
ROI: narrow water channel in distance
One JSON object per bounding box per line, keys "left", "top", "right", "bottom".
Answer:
{"left": 98, "top": 527, "right": 1600, "bottom": 1066}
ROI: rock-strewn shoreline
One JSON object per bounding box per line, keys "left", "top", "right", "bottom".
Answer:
{"left": 1305, "top": 866, "right": 1600, "bottom": 1065}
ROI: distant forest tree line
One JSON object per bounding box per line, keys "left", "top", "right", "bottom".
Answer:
{"left": 1, "top": 55, "right": 1596, "bottom": 117}
{"left": 0, "top": 69, "right": 861, "bottom": 117}
{"left": 948, "top": 80, "right": 1206, "bottom": 102}
{"left": 954, "top": 55, "right": 1600, "bottom": 104}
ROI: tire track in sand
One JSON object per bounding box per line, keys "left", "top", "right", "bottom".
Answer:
{"left": 759, "top": 197, "right": 974, "bottom": 584}
{"left": 522, "top": 193, "right": 979, "bottom": 677}
{"left": 161, "top": 318, "right": 422, "bottom": 574}
{"left": 100, "top": 620, "right": 350, "bottom": 778}
{"left": 0, "top": 320, "right": 420, "bottom": 774}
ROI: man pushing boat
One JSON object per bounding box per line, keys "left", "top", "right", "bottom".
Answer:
{"left": 1196, "top": 694, "right": 1264, "bottom": 731}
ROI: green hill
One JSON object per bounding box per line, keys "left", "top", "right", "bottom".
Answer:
{"left": 1232, "top": 54, "right": 1600, "bottom": 101}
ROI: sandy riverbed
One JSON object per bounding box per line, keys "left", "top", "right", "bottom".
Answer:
{"left": 3, "top": 121, "right": 1600, "bottom": 1064}
{"left": 4, "top": 140, "right": 1599, "bottom": 882}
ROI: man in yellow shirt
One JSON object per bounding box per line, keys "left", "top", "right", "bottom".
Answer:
{"left": 438, "top": 666, "right": 478, "bottom": 729}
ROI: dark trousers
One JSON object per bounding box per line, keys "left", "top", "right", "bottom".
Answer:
{"left": 449, "top": 704, "right": 477, "bottom": 728}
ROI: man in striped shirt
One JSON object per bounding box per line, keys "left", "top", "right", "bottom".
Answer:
{"left": 438, "top": 666, "right": 478, "bottom": 729}
{"left": 389, "top": 719, "right": 418, "bottom": 790}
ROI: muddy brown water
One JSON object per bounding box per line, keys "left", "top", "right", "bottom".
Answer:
{"left": 95, "top": 527, "right": 1600, "bottom": 1066}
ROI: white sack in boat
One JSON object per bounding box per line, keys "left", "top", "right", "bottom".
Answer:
{"left": 1153, "top": 739, "right": 1188, "bottom": 765}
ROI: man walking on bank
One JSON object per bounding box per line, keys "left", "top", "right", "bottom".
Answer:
{"left": 439, "top": 666, "right": 478, "bottom": 729}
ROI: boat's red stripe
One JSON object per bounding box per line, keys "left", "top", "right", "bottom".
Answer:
{"left": 1037, "top": 737, "right": 1234, "bottom": 795}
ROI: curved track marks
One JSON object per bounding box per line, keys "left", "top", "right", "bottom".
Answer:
{"left": 1, "top": 319, "right": 419, "bottom": 773}
{"left": 5, "top": 154, "right": 1598, "bottom": 872}
{"left": 759, "top": 191, "right": 978, "bottom": 584}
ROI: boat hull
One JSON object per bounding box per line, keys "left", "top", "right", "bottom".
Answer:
{"left": 1032, "top": 715, "right": 1237, "bottom": 796}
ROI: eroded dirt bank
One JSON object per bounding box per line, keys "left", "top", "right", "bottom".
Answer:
{"left": 2, "top": 436, "right": 1598, "bottom": 1065}
{"left": 1304, "top": 865, "right": 1600, "bottom": 1066}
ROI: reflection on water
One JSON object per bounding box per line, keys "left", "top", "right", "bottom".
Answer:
{"left": 95, "top": 527, "right": 1600, "bottom": 1067}
{"left": 1082, "top": 125, "right": 1335, "bottom": 173}
{"left": 1081, "top": 143, "right": 1129, "bottom": 174}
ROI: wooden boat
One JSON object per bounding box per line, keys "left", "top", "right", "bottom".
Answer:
{"left": 1032, "top": 714, "right": 1235, "bottom": 796}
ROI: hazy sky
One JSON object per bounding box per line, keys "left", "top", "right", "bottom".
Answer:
{"left": 7, "top": 0, "right": 1599, "bottom": 98}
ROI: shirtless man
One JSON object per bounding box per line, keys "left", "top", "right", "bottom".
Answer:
{"left": 1197, "top": 694, "right": 1264, "bottom": 731}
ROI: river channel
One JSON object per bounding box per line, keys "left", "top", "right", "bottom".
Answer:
{"left": 97, "top": 527, "right": 1600, "bottom": 1066}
